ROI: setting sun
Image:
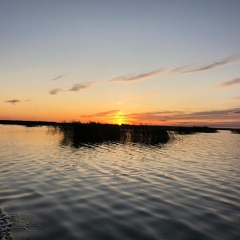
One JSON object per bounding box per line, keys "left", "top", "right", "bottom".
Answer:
{"left": 112, "top": 111, "right": 127, "bottom": 125}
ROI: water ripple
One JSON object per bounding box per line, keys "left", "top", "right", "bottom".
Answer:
{"left": 0, "top": 126, "right": 240, "bottom": 239}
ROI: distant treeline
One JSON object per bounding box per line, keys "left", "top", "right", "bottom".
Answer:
{"left": 1, "top": 120, "right": 239, "bottom": 147}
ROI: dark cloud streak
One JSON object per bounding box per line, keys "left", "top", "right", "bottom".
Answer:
{"left": 81, "top": 110, "right": 120, "bottom": 118}
{"left": 49, "top": 81, "right": 99, "bottom": 95}
{"left": 4, "top": 99, "right": 32, "bottom": 105}
{"left": 175, "top": 54, "right": 240, "bottom": 74}
{"left": 121, "top": 108, "right": 240, "bottom": 124}
{"left": 5, "top": 99, "right": 21, "bottom": 105}
{"left": 218, "top": 78, "right": 240, "bottom": 87}
{"left": 49, "top": 88, "right": 64, "bottom": 95}
{"left": 52, "top": 75, "right": 65, "bottom": 81}
{"left": 69, "top": 82, "right": 97, "bottom": 92}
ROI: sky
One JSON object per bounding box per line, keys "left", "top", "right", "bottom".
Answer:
{"left": 0, "top": 0, "right": 240, "bottom": 127}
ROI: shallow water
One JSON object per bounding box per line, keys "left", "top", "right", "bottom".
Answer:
{"left": 0, "top": 125, "right": 239, "bottom": 240}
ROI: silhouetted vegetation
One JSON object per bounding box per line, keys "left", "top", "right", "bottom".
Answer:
{"left": 50, "top": 122, "right": 220, "bottom": 147}
{"left": 165, "top": 126, "right": 218, "bottom": 135}
{"left": 2, "top": 120, "right": 238, "bottom": 147}
{"left": 55, "top": 122, "right": 122, "bottom": 146}
{"left": 231, "top": 129, "right": 240, "bottom": 134}
{"left": 120, "top": 124, "right": 170, "bottom": 145}
{"left": 51, "top": 122, "right": 170, "bottom": 147}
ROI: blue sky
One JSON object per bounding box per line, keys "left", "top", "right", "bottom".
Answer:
{"left": 0, "top": 0, "right": 240, "bottom": 127}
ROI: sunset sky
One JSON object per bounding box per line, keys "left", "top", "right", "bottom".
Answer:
{"left": 1, "top": 0, "right": 240, "bottom": 127}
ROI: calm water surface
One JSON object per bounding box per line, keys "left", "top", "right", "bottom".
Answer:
{"left": 0, "top": 125, "right": 239, "bottom": 240}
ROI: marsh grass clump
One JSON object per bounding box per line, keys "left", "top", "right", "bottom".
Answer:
{"left": 53, "top": 122, "right": 171, "bottom": 147}
{"left": 55, "top": 121, "right": 122, "bottom": 147}
{"left": 52, "top": 122, "right": 220, "bottom": 147}
{"left": 121, "top": 125, "right": 170, "bottom": 145}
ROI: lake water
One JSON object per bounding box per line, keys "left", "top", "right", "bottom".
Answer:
{"left": 0, "top": 125, "right": 239, "bottom": 240}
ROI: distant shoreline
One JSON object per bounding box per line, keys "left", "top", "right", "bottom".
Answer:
{"left": 1, "top": 119, "right": 239, "bottom": 146}
{"left": 0, "top": 119, "right": 239, "bottom": 131}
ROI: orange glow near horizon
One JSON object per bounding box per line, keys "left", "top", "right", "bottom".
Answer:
{"left": 1, "top": 113, "right": 239, "bottom": 128}
{"left": 111, "top": 111, "right": 128, "bottom": 125}
{"left": 1, "top": 103, "right": 240, "bottom": 128}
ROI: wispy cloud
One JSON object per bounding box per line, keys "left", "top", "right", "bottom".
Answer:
{"left": 109, "top": 69, "right": 164, "bottom": 83}
{"left": 229, "top": 110, "right": 240, "bottom": 114}
{"left": 49, "top": 88, "right": 64, "bottom": 95}
{"left": 171, "top": 64, "right": 195, "bottom": 73}
{"left": 123, "top": 110, "right": 183, "bottom": 123}
{"left": 174, "top": 54, "right": 240, "bottom": 74}
{"left": 78, "top": 107, "right": 240, "bottom": 127}
{"left": 69, "top": 82, "right": 95, "bottom": 92}
{"left": 4, "top": 99, "right": 32, "bottom": 105}
{"left": 5, "top": 99, "right": 21, "bottom": 105}
{"left": 217, "top": 78, "right": 240, "bottom": 88}
{"left": 120, "top": 108, "right": 240, "bottom": 126}
{"left": 81, "top": 110, "right": 120, "bottom": 118}
{"left": 49, "top": 81, "right": 101, "bottom": 95}
{"left": 52, "top": 75, "right": 65, "bottom": 81}
{"left": 234, "top": 96, "right": 240, "bottom": 100}
{"left": 184, "top": 109, "right": 240, "bottom": 117}
{"left": 48, "top": 54, "right": 240, "bottom": 97}
{"left": 108, "top": 54, "right": 240, "bottom": 85}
